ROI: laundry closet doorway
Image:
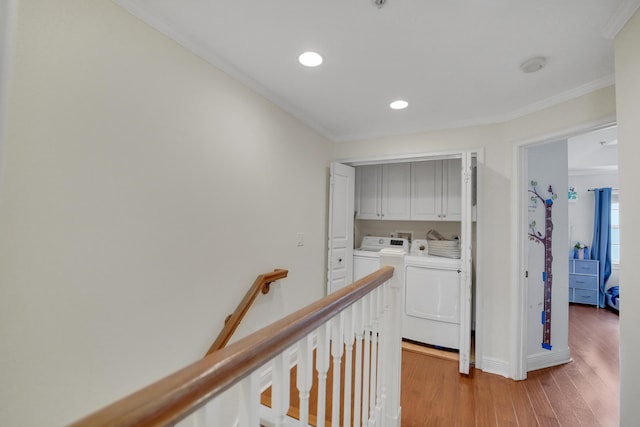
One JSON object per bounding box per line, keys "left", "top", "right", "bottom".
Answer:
{"left": 328, "top": 150, "right": 483, "bottom": 374}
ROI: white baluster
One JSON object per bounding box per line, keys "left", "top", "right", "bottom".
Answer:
{"left": 238, "top": 372, "right": 260, "bottom": 427}
{"left": 272, "top": 352, "right": 290, "bottom": 427}
{"left": 296, "top": 335, "right": 313, "bottom": 426}
{"left": 368, "top": 289, "right": 379, "bottom": 427}
{"left": 375, "top": 286, "right": 385, "bottom": 424}
{"left": 362, "top": 293, "right": 371, "bottom": 427}
{"left": 378, "top": 284, "right": 390, "bottom": 425}
{"left": 202, "top": 394, "right": 222, "bottom": 427}
{"left": 315, "top": 323, "right": 331, "bottom": 427}
{"left": 343, "top": 306, "right": 355, "bottom": 427}
{"left": 331, "top": 312, "right": 344, "bottom": 427}
{"left": 353, "top": 299, "right": 364, "bottom": 427}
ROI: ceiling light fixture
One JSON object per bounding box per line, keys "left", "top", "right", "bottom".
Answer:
{"left": 298, "top": 51, "right": 323, "bottom": 67}
{"left": 390, "top": 100, "right": 408, "bottom": 110}
{"left": 520, "top": 56, "right": 547, "bottom": 73}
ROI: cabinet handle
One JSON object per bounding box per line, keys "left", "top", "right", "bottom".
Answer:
{"left": 381, "top": 213, "right": 384, "bottom": 218}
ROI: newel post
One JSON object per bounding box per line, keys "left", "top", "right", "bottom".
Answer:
{"left": 379, "top": 249, "right": 405, "bottom": 427}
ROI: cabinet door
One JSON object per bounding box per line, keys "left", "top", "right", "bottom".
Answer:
{"left": 381, "top": 163, "right": 411, "bottom": 220}
{"left": 410, "top": 161, "right": 441, "bottom": 220}
{"left": 441, "top": 159, "right": 462, "bottom": 221}
{"left": 355, "top": 165, "right": 381, "bottom": 219}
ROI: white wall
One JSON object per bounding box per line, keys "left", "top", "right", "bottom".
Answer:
{"left": 568, "top": 172, "right": 618, "bottom": 250}
{"left": 355, "top": 219, "right": 461, "bottom": 247}
{"left": 334, "top": 86, "right": 616, "bottom": 376}
{"left": 0, "top": 1, "right": 333, "bottom": 426}
{"left": 615, "top": 9, "right": 640, "bottom": 426}
{"left": 526, "top": 140, "right": 569, "bottom": 368}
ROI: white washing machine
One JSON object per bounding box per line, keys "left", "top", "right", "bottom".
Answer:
{"left": 403, "top": 243, "right": 462, "bottom": 350}
{"left": 353, "top": 236, "right": 409, "bottom": 282}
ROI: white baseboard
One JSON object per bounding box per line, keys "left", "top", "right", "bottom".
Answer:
{"left": 478, "top": 356, "right": 510, "bottom": 378}
{"left": 527, "top": 346, "right": 571, "bottom": 372}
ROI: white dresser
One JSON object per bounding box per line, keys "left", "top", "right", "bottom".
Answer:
{"left": 568, "top": 259, "right": 599, "bottom": 306}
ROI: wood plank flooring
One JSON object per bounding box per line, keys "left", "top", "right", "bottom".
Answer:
{"left": 263, "top": 304, "right": 618, "bottom": 426}
{"left": 401, "top": 304, "right": 620, "bottom": 426}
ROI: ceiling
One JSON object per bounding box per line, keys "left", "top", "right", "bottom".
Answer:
{"left": 568, "top": 126, "right": 618, "bottom": 173}
{"left": 113, "top": 0, "right": 636, "bottom": 142}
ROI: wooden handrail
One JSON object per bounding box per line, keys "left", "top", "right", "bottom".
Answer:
{"left": 205, "top": 268, "right": 288, "bottom": 355}
{"left": 69, "top": 266, "right": 394, "bottom": 427}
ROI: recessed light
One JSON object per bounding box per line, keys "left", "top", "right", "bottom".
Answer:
{"left": 298, "top": 51, "right": 323, "bottom": 67}
{"left": 390, "top": 100, "right": 408, "bottom": 110}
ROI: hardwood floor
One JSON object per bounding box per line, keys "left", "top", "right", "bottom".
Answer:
{"left": 401, "top": 304, "right": 620, "bottom": 426}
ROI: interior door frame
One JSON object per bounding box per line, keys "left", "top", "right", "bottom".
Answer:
{"left": 510, "top": 117, "right": 616, "bottom": 380}
{"left": 337, "top": 148, "right": 485, "bottom": 372}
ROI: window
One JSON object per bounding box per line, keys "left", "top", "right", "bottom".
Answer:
{"left": 611, "top": 193, "right": 620, "bottom": 264}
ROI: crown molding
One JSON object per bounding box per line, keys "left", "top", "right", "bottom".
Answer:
{"left": 568, "top": 166, "right": 618, "bottom": 177}
{"left": 335, "top": 76, "right": 615, "bottom": 143}
{"left": 602, "top": 0, "right": 640, "bottom": 39}
{"left": 111, "top": 0, "right": 338, "bottom": 142}
{"left": 112, "top": 0, "right": 619, "bottom": 144}
{"left": 502, "top": 74, "right": 616, "bottom": 123}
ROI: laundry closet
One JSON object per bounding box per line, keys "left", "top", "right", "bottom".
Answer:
{"left": 327, "top": 152, "right": 478, "bottom": 373}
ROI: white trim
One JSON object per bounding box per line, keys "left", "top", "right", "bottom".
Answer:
{"left": 338, "top": 148, "right": 486, "bottom": 373}
{"left": 511, "top": 142, "right": 529, "bottom": 381}
{"left": 333, "top": 78, "right": 615, "bottom": 143}
{"left": 602, "top": 0, "right": 640, "bottom": 39}
{"left": 510, "top": 116, "right": 616, "bottom": 381}
{"left": 0, "top": 0, "right": 17, "bottom": 205}
{"left": 339, "top": 150, "right": 463, "bottom": 166}
{"left": 111, "top": 0, "right": 337, "bottom": 142}
{"left": 473, "top": 149, "right": 485, "bottom": 371}
{"left": 502, "top": 76, "right": 615, "bottom": 124}
{"left": 113, "top": 0, "right": 616, "bottom": 144}
{"left": 478, "top": 356, "right": 510, "bottom": 378}
{"left": 527, "top": 346, "right": 571, "bottom": 372}
{"left": 568, "top": 167, "right": 618, "bottom": 176}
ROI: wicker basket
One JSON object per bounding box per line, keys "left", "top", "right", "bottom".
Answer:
{"left": 427, "top": 239, "right": 461, "bottom": 259}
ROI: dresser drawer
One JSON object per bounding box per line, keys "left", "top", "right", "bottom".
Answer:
{"left": 572, "top": 288, "right": 597, "bottom": 305}
{"left": 569, "top": 274, "right": 598, "bottom": 290}
{"left": 574, "top": 260, "right": 597, "bottom": 275}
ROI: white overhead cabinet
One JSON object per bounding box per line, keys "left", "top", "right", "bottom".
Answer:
{"left": 355, "top": 163, "right": 411, "bottom": 220}
{"left": 411, "top": 159, "right": 462, "bottom": 221}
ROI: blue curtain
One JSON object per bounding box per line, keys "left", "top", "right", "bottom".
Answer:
{"left": 590, "top": 188, "right": 612, "bottom": 308}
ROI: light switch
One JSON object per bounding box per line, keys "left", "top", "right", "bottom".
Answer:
{"left": 297, "top": 232, "right": 304, "bottom": 246}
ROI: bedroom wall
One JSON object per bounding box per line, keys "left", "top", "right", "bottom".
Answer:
{"left": 0, "top": 1, "right": 333, "bottom": 426}
{"left": 615, "top": 8, "right": 640, "bottom": 426}
{"left": 334, "top": 85, "right": 617, "bottom": 377}
{"left": 568, "top": 172, "right": 618, "bottom": 250}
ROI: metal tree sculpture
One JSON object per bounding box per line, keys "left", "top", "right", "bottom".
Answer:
{"left": 528, "top": 181, "right": 557, "bottom": 351}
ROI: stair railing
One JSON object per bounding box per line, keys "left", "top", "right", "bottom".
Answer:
{"left": 206, "top": 268, "right": 288, "bottom": 355}
{"left": 69, "top": 251, "right": 405, "bottom": 427}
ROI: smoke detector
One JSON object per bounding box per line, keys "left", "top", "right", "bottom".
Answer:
{"left": 520, "top": 56, "right": 547, "bottom": 73}
{"left": 373, "top": 0, "right": 386, "bottom": 8}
